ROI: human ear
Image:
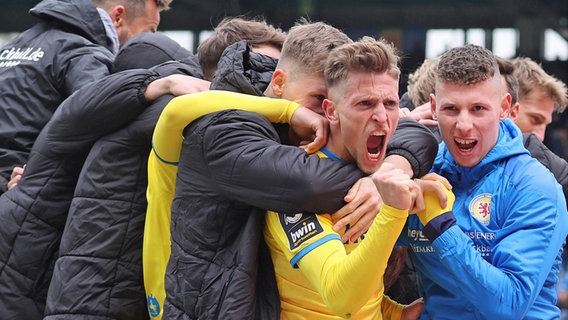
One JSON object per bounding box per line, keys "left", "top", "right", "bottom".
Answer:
{"left": 109, "top": 6, "right": 126, "bottom": 28}
{"left": 500, "top": 93, "right": 511, "bottom": 120}
{"left": 322, "top": 99, "right": 338, "bottom": 123}
{"left": 430, "top": 93, "right": 437, "bottom": 120}
{"left": 270, "top": 69, "right": 286, "bottom": 98}
{"left": 508, "top": 102, "right": 520, "bottom": 120}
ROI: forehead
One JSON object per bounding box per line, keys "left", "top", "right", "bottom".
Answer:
{"left": 436, "top": 75, "right": 501, "bottom": 101}
{"left": 519, "top": 88, "right": 554, "bottom": 116}
{"left": 251, "top": 44, "right": 281, "bottom": 59}
{"left": 336, "top": 71, "right": 399, "bottom": 96}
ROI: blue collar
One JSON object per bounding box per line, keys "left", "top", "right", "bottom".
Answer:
{"left": 320, "top": 147, "right": 345, "bottom": 163}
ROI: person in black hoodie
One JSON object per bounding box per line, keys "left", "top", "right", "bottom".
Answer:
{"left": 41, "top": 32, "right": 206, "bottom": 320}
{"left": 0, "top": 0, "right": 172, "bottom": 194}
{"left": 506, "top": 57, "right": 568, "bottom": 199}
{"left": 0, "top": 32, "right": 203, "bottom": 320}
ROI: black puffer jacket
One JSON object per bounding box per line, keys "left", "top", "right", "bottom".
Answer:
{"left": 43, "top": 40, "right": 202, "bottom": 319}
{"left": 163, "top": 41, "right": 438, "bottom": 319}
{"left": 0, "top": 70, "right": 160, "bottom": 320}
{"left": 0, "top": 34, "right": 200, "bottom": 320}
{"left": 0, "top": 0, "right": 115, "bottom": 192}
{"left": 523, "top": 133, "right": 568, "bottom": 200}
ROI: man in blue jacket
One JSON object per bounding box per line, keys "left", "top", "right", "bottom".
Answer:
{"left": 398, "top": 44, "right": 568, "bottom": 319}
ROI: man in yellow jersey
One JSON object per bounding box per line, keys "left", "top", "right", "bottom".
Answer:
{"left": 264, "top": 36, "right": 452, "bottom": 319}
{"left": 145, "top": 20, "right": 360, "bottom": 320}
{"left": 142, "top": 16, "right": 286, "bottom": 319}
{"left": 146, "top": 20, "right": 441, "bottom": 319}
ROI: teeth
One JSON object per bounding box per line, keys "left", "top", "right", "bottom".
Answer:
{"left": 455, "top": 138, "right": 475, "bottom": 145}
{"left": 371, "top": 132, "right": 385, "bottom": 136}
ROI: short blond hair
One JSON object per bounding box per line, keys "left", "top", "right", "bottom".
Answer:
{"left": 407, "top": 57, "right": 439, "bottom": 106}
{"left": 278, "top": 18, "right": 352, "bottom": 77}
{"left": 511, "top": 57, "right": 567, "bottom": 113}
{"left": 324, "top": 36, "right": 400, "bottom": 90}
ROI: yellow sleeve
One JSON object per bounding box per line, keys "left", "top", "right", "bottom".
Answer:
{"left": 144, "top": 90, "right": 299, "bottom": 319}
{"left": 299, "top": 205, "right": 407, "bottom": 317}
{"left": 152, "top": 90, "right": 300, "bottom": 164}
{"left": 266, "top": 205, "right": 408, "bottom": 318}
{"left": 381, "top": 295, "right": 404, "bottom": 320}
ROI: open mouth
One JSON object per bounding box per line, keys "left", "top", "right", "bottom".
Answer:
{"left": 367, "top": 132, "right": 385, "bottom": 158}
{"left": 455, "top": 137, "right": 477, "bottom": 152}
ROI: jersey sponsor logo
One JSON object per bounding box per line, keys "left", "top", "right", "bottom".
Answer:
{"left": 464, "top": 231, "right": 495, "bottom": 258}
{"left": 469, "top": 193, "right": 492, "bottom": 225}
{"left": 407, "top": 227, "right": 429, "bottom": 242}
{"left": 0, "top": 47, "right": 45, "bottom": 68}
{"left": 279, "top": 213, "right": 324, "bottom": 250}
{"left": 410, "top": 243, "right": 435, "bottom": 253}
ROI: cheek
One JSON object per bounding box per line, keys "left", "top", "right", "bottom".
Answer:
{"left": 307, "top": 103, "right": 324, "bottom": 115}
{"left": 388, "top": 110, "right": 399, "bottom": 125}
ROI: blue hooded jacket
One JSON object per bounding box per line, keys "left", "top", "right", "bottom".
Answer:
{"left": 399, "top": 118, "right": 568, "bottom": 319}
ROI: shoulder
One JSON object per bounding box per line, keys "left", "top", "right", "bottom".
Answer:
{"left": 500, "top": 153, "right": 562, "bottom": 204}
{"left": 187, "top": 110, "right": 280, "bottom": 142}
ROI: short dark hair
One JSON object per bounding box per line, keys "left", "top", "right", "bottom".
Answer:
{"left": 495, "top": 55, "right": 519, "bottom": 104}
{"left": 437, "top": 44, "right": 499, "bottom": 86}
{"left": 197, "top": 16, "right": 285, "bottom": 80}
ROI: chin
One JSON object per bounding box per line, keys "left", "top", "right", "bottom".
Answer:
{"left": 361, "top": 160, "right": 382, "bottom": 174}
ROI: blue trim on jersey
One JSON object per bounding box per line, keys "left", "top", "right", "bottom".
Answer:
{"left": 320, "top": 147, "right": 345, "bottom": 163}
{"left": 290, "top": 234, "right": 342, "bottom": 268}
{"left": 151, "top": 142, "right": 179, "bottom": 166}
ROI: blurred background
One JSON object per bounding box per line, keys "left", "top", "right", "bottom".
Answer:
{"left": 1, "top": 0, "right": 567, "bottom": 159}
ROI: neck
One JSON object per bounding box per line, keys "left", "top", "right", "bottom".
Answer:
{"left": 324, "top": 132, "right": 351, "bottom": 162}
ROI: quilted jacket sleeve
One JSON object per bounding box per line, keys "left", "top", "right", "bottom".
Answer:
{"left": 387, "top": 117, "right": 438, "bottom": 178}
{"left": 195, "top": 110, "right": 366, "bottom": 214}
{"left": 524, "top": 132, "right": 568, "bottom": 200}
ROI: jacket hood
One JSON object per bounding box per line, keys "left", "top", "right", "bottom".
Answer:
{"left": 112, "top": 32, "right": 193, "bottom": 72}
{"left": 210, "top": 40, "right": 277, "bottom": 95}
{"left": 433, "top": 118, "right": 529, "bottom": 183}
{"left": 30, "top": 0, "right": 109, "bottom": 46}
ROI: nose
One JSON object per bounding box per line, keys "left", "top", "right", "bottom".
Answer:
{"left": 456, "top": 111, "right": 473, "bottom": 132}
{"left": 372, "top": 104, "right": 387, "bottom": 123}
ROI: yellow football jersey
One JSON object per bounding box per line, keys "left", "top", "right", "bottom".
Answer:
{"left": 142, "top": 90, "right": 301, "bottom": 319}
{"left": 263, "top": 150, "right": 408, "bottom": 319}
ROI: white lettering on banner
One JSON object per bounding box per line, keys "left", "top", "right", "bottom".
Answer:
{"left": 0, "top": 47, "right": 45, "bottom": 68}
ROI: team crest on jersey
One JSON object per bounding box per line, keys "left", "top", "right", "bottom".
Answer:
{"left": 468, "top": 193, "right": 492, "bottom": 225}
{"left": 284, "top": 213, "right": 303, "bottom": 224}
{"left": 279, "top": 213, "right": 324, "bottom": 250}
{"left": 147, "top": 294, "right": 160, "bottom": 318}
